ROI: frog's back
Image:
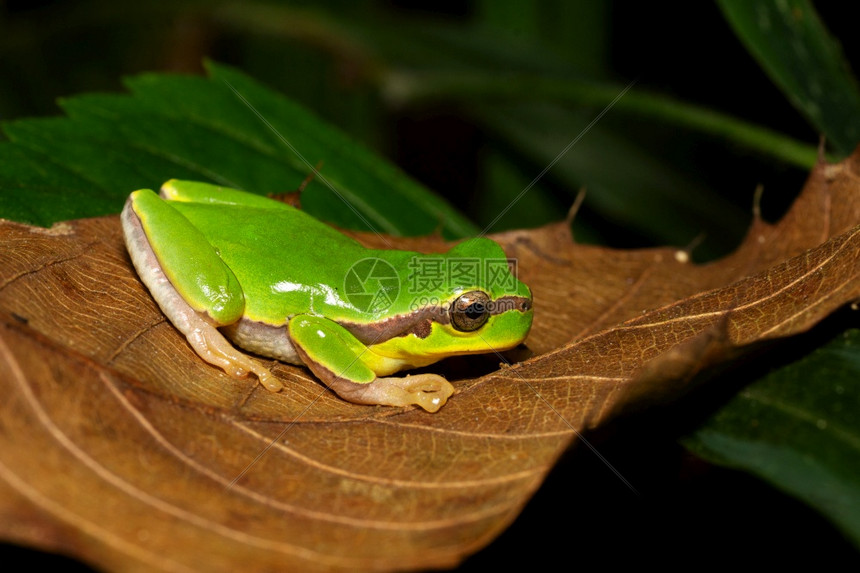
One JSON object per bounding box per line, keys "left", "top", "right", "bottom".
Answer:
{"left": 171, "top": 201, "right": 371, "bottom": 324}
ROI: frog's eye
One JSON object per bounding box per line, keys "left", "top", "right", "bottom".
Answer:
{"left": 450, "top": 290, "right": 490, "bottom": 332}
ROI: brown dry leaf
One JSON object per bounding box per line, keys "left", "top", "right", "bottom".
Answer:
{"left": 0, "top": 149, "right": 859, "bottom": 572}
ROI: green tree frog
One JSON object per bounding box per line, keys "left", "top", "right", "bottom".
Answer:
{"left": 121, "top": 180, "right": 533, "bottom": 412}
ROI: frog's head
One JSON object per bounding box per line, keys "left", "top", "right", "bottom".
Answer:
{"left": 387, "top": 237, "right": 534, "bottom": 361}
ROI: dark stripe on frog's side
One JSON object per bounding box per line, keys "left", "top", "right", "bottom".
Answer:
{"left": 225, "top": 295, "right": 532, "bottom": 358}
{"left": 340, "top": 305, "right": 449, "bottom": 345}
{"left": 338, "top": 294, "right": 532, "bottom": 345}
{"left": 411, "top": 319, "right": 433, "bottom": 339}
{"left": 227, "top": 305, "right": 449, "bottom": 355}
{"left": 487, "top": 295, "right": 532, "bottom": 314}
{"left": 220, "top": 311, "right": 441, "bottom": 364}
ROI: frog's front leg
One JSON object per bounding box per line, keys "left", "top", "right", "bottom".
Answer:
{"left": 288, "top": 315, "right": 454, "bottom": 412}
{"left": 122, "top": 189, "right": 283, "bottom": 392}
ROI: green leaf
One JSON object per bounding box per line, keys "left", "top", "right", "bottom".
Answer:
{"left": 0, "top": 62, "right": 478, "bottom": 237}
{"left": 683, "top": 327, "right": 860, "bottom": 547}
{"left": 718, "top": 0, "right": 860, "bottom": 155}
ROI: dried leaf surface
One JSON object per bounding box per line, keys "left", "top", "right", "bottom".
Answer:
{"left": 0, "top": 151, "right": 859, "bottom": 571}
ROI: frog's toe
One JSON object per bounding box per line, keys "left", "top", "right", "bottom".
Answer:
{"left": 401, "top": 374, "right": 455, "bottom": 412}
{"left": 228, "top": 362, "right": 283, "bottom": 392}
{"left": 229, "top": 365, "right": 249, "bottom": 378}
{"left": 255, "top": 369, "right": 285, "bottom": 392}
{"left": 374, "top": 374, "right": 454, "bottom": 413}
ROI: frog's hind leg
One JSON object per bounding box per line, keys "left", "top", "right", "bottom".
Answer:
{"left": 288, "top": 315, "right": 454, "bottom": 412}
{"left": 122, "top": 191, "right": 283, "bottom": 392}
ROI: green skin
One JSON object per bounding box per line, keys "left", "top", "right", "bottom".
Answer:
{"left": 121, "top": 180, "right": 533, "bottom": 412}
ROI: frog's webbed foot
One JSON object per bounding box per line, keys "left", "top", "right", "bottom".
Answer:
{"left": 329, "top": 374, "right": 454, "bottom": 413}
